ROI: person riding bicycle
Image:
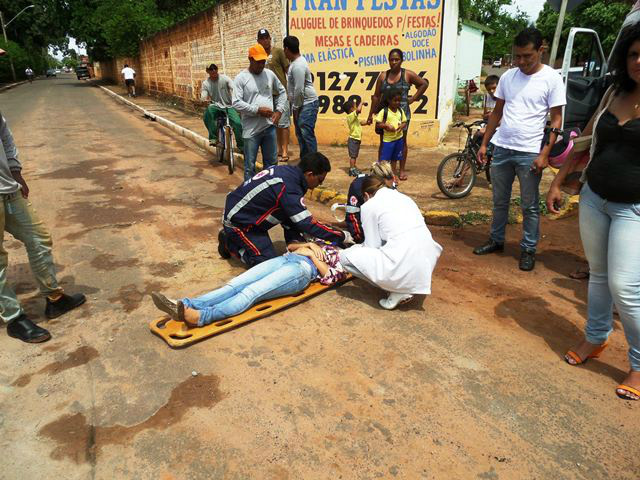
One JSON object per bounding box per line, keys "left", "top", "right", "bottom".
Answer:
{"left": 25, "top": 67, "right": 34, "bottom": 83}
{"left": 201, "top": 64, "right": 243, "bottom": 153}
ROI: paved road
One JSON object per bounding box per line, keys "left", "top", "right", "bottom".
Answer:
{"left": 0, "top": 75, "right": 637, "bottom": 479}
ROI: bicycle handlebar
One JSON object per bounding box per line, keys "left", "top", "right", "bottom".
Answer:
{"left": 453, "top": 120, "right": 485, "bottom": 129}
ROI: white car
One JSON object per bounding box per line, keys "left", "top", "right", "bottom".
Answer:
{"left": 492, "top": 60, "right": 502, "bottom": 68}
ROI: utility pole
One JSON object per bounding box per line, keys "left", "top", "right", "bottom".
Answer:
{"left": 0, "top": 11, "right": 16, "bottom": 82}
{"left": 549, "top": 0, "right": 569, "bottom": 68}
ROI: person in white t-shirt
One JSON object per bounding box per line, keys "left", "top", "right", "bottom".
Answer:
{"left": 474, "top": 28, "right": 566, "bottom": 272}
{"left": 121, "top": 64, "right": 136, "bottom": 97}
{"left": 25, "top": 68, "right": 34, "bottom": 83}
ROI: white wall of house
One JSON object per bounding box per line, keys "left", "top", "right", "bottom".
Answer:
{"left": 437, "top": 0, "right": 461, "bottom": 140}
{"left": 456, "top": 23, "right": 485, "bottom": 82}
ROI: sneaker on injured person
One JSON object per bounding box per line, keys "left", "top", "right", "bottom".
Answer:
{"left": 379, "top": 292, "right": 413, "bottom": 310}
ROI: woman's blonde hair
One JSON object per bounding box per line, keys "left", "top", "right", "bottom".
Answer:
{"left": 369, "top": 161, "right": 394, "bottom": 180}
{"left": 361, "top": 175, "right": 386, "bottom": 197}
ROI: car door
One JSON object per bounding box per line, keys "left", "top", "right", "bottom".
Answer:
{"left": 561, "top": 28, "right": 608, "bottom": 131}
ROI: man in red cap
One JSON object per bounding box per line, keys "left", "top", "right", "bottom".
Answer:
{"left": 233, "top": 44, "right": 287, "bottom": 180}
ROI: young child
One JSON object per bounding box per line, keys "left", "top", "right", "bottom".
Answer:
{"left": 482, "top": 75, "right": 500, "bottom": 122}
{"left": 345, "top": 99, "right": 366, "bottom": 177}
{"left": 375, "top": 89, "right": 407, "bottom": 175}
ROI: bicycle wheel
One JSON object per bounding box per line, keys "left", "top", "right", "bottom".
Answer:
{"left": 216, "top": 125, "right": 225, "bottom": 163}
{"left": 437, "top": 152, "right": 477, "bottom": 199}
{"left": 225, "top": 126, "right": 234, "bottom": 175}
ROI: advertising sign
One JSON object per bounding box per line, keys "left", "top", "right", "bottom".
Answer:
{"left": 287, "top": 0, "right": 445, "bottom": 146}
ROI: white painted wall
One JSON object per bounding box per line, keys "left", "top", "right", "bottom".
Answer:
{"left": 456, "top": 24, "right": 485, "bottom": 82}
{"left": 437, "top": 0, "right": 460, "bottom": 140}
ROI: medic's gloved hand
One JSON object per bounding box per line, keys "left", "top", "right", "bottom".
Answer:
{"left": 342, "top": 230, "right": 355, "bottom": 246}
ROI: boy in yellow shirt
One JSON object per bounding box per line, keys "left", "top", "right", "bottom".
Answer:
{"left": 375, "top": 90, "right": 407, "bottom": 175}
{"left": 345, "top": 99, "right": 366, "bottom": 176}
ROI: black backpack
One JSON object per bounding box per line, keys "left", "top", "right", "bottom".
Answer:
{"left": 374, "top": 107, "right": 389, "bottom": 136}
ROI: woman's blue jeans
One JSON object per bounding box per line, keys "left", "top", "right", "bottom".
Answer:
{"left": 579, "top": 182, "right": 640, "bottom": 370}
{"left": 182, "top": 254, "right": 317, "bottom": 327}
{"left": 294, "top": 100, "right": 319, "bottom": 158}
{"left": 489, "top": 146, "right": 542, "bottom": 253}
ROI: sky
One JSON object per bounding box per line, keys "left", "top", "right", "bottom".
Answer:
{"left": 505, "top": 0, "right": 547, "bottom": 23}
{"left": 50, "top": 37, "right": 87, "bottom": 60}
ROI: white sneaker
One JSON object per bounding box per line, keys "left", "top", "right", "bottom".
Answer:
{"left": 379, "top": 293, "right": 414, "bottom": 310}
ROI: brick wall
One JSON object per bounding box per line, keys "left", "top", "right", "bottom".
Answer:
{"left": 100, "top": 0, "right": 284, "bottom": 107}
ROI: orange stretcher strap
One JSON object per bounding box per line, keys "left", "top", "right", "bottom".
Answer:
{"left": 149, "top": 276, "right": 352, "bottom": 348}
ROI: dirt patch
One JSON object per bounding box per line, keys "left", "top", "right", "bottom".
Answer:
{"left": 12, "top": 346, "right": 99, "bottom": 387}
{"left": 108, "top": 280, "right": 166, "bottom": 313}
{"left": 153, "top": 222, "right": 216, "bottom": 246}
{"left": 90, "top": 254, "right": 140, "bottom": 271}
{"left": 148, "top": 261, "right": 183, "bottom": 278}
{"left": 38, "top": 375, "right": 224, "bottom": 463}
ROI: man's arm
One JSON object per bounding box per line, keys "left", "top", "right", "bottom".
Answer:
{"left": 280, "top": 189, "right": 345, "bottom": 243}
{"left": 200, "top": 81, "right": 211, "bottom": 102}
{"left": 271, "top": 75, "right": 286, "bottom": 124}
{"left": 1, "top": 115, "right": 28, "bottom": 197}
{"left": 477, "top": 98, "right": 505, "bottom": 164}
{"left": 407, "top": 70, "right": 428, "bottom": 104}
{"left": 532, "top": 105, "right": 563, "bottom": 174}
{"left": 289, "top": 62, "right": 306, "bottom": 110}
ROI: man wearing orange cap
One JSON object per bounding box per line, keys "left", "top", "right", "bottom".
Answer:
{"left": 233, "top": 43, "right": 287, "bottom": 180}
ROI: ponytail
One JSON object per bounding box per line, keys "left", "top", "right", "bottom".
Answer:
{"left": 369, "top": 161, "right": 394, "bottom": 181}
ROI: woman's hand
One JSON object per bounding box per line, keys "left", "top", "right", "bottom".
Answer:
{"left": 546, "top": 185, "right": 565, "bottom": 215}
{"left": 307, "top": 243, "right": 326, "bottom": 261}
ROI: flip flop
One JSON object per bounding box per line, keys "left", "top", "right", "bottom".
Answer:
{"left": 616, "top": 384, "right": 640, "bottom": 400}
{"left": 277, "top": 155, "right": 283, "bottom": 163}
{"left": 564, "top": 342, "right": 608, "bottom": 365}
{"left": 398, "top": 173, "right": 408, "bottom": 181}
{"left": 281, "top": 156, "right": 289, "bottom": 163}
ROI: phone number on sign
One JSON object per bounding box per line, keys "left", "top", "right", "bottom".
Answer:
{"left": 313, "top": 70, "right": 429, "bottom": 115}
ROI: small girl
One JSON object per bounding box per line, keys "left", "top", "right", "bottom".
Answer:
{"left": 375, "top": 89, "right": 407, "bottom": 176}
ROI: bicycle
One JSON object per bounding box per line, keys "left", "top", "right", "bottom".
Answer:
{"left": 436, "top": 120, "right": 492, "bottom": 199}
{"left": 214, "top": 109, "right": 235, "bottom": 175}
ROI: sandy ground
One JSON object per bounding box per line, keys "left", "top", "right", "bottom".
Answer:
{"left": 0, "top": 75, "right": 637, "bottom": 480}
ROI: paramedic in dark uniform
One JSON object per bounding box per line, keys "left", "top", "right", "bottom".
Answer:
{"left": 344, "top": 161, "right": 396, "bottom": 244}
{"left": 218, "top": 152, "right": 350, "bottom": 266}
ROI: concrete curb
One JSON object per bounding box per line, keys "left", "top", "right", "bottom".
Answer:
{"left": 97, "top": 85, "right": 244, "bottom": 165}
{"left": 0, "top": 80, "right": 28, "bottom": 93}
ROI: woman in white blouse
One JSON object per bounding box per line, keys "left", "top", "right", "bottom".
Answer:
{"left": 339, "top": 175, "right": 442, "bottom": 309}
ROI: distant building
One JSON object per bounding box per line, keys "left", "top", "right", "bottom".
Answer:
{"left": 456, "top": 20, "right": 494, "bottom": 82}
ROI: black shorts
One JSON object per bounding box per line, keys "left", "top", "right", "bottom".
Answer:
{"left": 125, "top": 79, "right": 135, "bottom": 86}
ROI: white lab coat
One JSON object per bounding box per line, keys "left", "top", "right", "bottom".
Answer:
{"left": 340, "top": 187, "right": 442, "bottom": 294}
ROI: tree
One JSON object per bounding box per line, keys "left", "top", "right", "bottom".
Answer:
{"left": 459, "top": 0, "right": 531, "bottom": 60}
{"left": 536, "top": 0, "right": 634, "bottom": 57}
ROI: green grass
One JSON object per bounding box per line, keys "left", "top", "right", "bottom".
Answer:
{"left": 457, "top": 211, "right": 491, "bottom": 226}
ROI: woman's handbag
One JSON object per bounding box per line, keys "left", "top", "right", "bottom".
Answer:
{"left": 560, "top": 135, "right": 591, "bottom": 195}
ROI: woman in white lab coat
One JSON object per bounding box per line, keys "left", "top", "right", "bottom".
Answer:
{"left": 339, "top": 175, "right": 442, "bottom": 309}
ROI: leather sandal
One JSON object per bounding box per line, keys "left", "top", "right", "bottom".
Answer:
{"left": 616, "top": 384, "right": 640, "bottom": 400}
{"left": 564, "top": 342, "right": 608, "bottom": 365}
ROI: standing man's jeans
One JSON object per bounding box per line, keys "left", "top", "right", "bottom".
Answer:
{"left": 579, "top": 182, "right": 640, "bottom": 370}
{"left": 0, "top": 193, "right": 63, "bottom": 322}
{"left": 181, "top": 253, "right": 317, "bottom": 326}
{"left": 489, "top": 145, "right": 542, "bottom": 253}
{"left": 203, "top": 105, "right": 244, "bottom": 150}
{"left": 242, "top": 125, "right": 277, "bottom": 181}
{"left": 294, "top": 100, "right": 319, "bottom": 158}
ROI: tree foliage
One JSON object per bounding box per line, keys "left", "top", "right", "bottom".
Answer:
{"left": 66, "top": 0, "right": 218, "bottom": 59}
{"left": 536, "top": 0, "right": 634, "bottom": 57}
{"left": 459, "top": 0, "right": 531, "bottom": 59}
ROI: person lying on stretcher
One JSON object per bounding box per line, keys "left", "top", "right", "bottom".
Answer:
{"left": 151, "top": 242, "right": 346, "bottom": 328}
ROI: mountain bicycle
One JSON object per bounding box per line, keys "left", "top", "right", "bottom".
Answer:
{"left": 215, "top": 109, "right": 235, "bottom": 175}
{"left": 436, "top": 120, "right": 492, "bottom": 199}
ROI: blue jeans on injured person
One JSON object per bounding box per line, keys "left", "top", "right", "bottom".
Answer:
{"left": 294, "top": 100, "right": 318, "bottom": 159}
{"left": 489, "top": 145, "right": 542, "bottom": 253}
{"left": 579, "top": 182, "right": 640, "bottom": 370}
{"left": 181, "top": 253, "right": 317, "bottom": 327}
{"left": 243, "top": 125, "right": 277, "bottom": 181}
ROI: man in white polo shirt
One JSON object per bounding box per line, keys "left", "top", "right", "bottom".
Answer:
{"left": 121, "top": 64, "right": 136, "bottom": 97}
{"left": 474, "top": 28, "right": 565, "bottom": 272}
